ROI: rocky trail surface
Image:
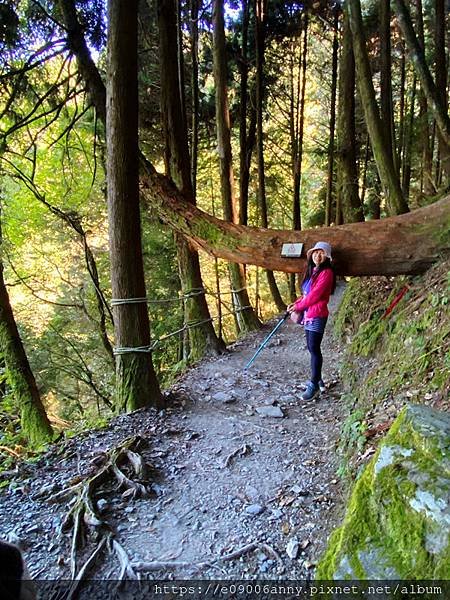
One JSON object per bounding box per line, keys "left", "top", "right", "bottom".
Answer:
{"left": 0, "top": 283, "right": 349, "bottom": 588}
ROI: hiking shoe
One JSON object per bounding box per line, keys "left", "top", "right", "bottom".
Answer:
{"left": 301, "top": 379, "right": 325, "bottom": 393}
{"left": 300, "top": 382, "right": 319, "bottom": 401}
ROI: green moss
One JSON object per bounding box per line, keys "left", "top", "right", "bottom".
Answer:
{"left": 317, "top": 464, "right": 376, "bottom": 578}
{"left": 193, "top": 218, "right": 239, "bottom": 251}
{"left": 335, "top": 263, "right": 450, "bottom": 411}
{"left": 317, "top": 407, "right": 450, "bottom": 579}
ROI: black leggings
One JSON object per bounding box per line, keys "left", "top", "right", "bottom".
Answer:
{"left": 305, "top": 329, "right": 325, "bottom": 385}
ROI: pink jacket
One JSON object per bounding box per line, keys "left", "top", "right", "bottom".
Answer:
{"left": 293, "top": 268, "right": 334, "bottom": 319}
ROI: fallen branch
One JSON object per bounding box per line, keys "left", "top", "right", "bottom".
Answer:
{"left": 131, "top": 540, "right": 283, "bottom": 573}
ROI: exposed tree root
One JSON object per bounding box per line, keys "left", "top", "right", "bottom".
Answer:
{"left": 131, "top": 540, "right": 283, "bottom": 573}
{"left": 44, "top": 436, "right": 151, "bottom": 580}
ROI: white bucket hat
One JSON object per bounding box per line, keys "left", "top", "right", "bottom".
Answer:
{"left": 306, "top": 241, "right": 332, "bottom": 261}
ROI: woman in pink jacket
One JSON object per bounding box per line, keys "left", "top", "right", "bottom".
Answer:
{"left": 288, "top": 241, "right": 336, "bottom": 401}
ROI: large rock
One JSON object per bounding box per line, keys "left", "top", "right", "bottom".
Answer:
{"left": 317, "top": 405, "right": 450, "bottom": 579}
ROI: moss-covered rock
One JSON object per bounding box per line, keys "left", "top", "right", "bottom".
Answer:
{"left": 317, "top": 405, "right": 450, "bottom": 579}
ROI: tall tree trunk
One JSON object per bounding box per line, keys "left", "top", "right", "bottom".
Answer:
{"left": 434, "top": 0, "right": 449, "bottom": 182}
{"left": 292, "top": 12, "right": 308, "bottom": 233}
{"left": 336, "top": 5, "right": 364, "bottom": 223}
{"left": 402, "top": 76, "right": 417, "bottom": 199}
{"left": 289, "top": 11, "right": 309, "bottom": 299}
{"left": 239, "top": 0, "right": 251, "bottom": 227}
{"left": 0, "top": 207, "right": 53, "bottom": 443}
{"left": 288, "top": 41, "right": 300, "bottom": 299}
{"left": 190, "top": 0, "right": 199, "bottom": 195}
{"left": 416, "top": 0, "right": 434, "bottom": 195}
{"left": 397, "top": 40, "right": 406, "bottom": 174}
{"left": 158, "top": 0, "right": 225, "bottom": 358}
{"left": 255, "top": 0, "right": 285, "bottom": 312}
{"left": 380, "top": 0, "right": 398, "bottom": 170}
{"left": 106, "top": 0, "right": 162, "bottom": 411}
{"left": 392, "top": 0, "right": 450, "bottom": 148}
{"left": 347, "top": 0, "right": 409, "bottom": 216}
{"left": 212, "top": 0, "right": 261, "bottom": 332}
{"left": 325, "top": 6, "right": 339, "bottom": 227}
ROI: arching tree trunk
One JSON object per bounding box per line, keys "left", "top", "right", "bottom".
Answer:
{"left": 212, "top": 0, "right": 260, "bottom": 332}
{"left": 158, "top": 0, "right": 225, "bottom": 358}
{"left": 58, "top": 0, "right": 450, "bottom": 284}
{"left": 139, "top": 163, "right": 450, "bottom": 277}
{"left": 336, "top": 4, "right": 364, "bottom": 224}
{"left": 107, "top": 0, "right": 162, "bottom": 412}
{"left": 347, "top": 0, "right": 409, "bottom": 216}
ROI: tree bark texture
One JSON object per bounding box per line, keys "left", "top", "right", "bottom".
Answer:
{"left": 106, "top": 0, "right": 161, "bottom": 411}
{"left": 0, "top": 217, "right": 53, "bottom": 443}
{"left": 158, "top": 0, "right": 225, "bottom": 358}
{"left": 380, "top": 0, "right": 397, "bottom": 170}
{"left": 59, "top": 0, "right": 107, "bottom": 124}
{"left": 347, "top": 0, "right": 409, "bottom": 216}
{"left": 212, "top": 0, "right": 261, "bottom": 331}
{"left": 292, "top": 12, "right": 308, "bottom": 232}
{"left": 415, "top": 0, "right": 434, "bottom": 195}
{"left": 255, "top": 0, "right": 285, "bottom": 312}
{"left": 392, "top": 0, "right": 450, "bottom": 149}
{"left": 140, "top": 161, "right": 450, "bottom": 277}
{"left": 239, "top": 0, "right": 251, "bottom": 227}
{"left": 433, "top": 0, "right": 450, "bottom": 181}
{"left": 325, "top": 7, "right": 339, "bottom": 227}
{"left": 402, "top": 76, "right": 417, "bottom": 199}
{"left": 190, "top": 0, "right": 199, "bottom": 194}
{"left": 336, "top": 5, "right": 364, "bottom": 224}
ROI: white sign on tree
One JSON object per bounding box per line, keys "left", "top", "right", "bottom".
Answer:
{"left": 281, "top": 243, "right": 303, "bottom": 258}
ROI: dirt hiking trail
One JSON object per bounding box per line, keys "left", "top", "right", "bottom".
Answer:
{"left": 0, "top": 282, "right": 348, "bottom": 582}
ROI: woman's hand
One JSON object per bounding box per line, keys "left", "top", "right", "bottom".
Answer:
{"left": 287, "top": 303, "right": 296, "bottom": 313}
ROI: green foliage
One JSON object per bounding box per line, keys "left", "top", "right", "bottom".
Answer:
{"left": 336, "top": 401, "right": 368, "bottom": 478}
{"left": 349, "top": 310, "right": 387, "bottom": 356}
{"left": 333, "top": 261, "right": 450, "bottom": 485}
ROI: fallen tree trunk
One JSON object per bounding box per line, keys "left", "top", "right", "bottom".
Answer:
{"left": 141, "top": 161, "right": 450, "bottom": 276}
{"left": 58, "top": 1, "right": 450, "bottom": 280}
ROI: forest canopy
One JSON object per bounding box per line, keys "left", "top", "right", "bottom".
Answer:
{"left": 0, "top": 0, "right": 449, "bottom": 444}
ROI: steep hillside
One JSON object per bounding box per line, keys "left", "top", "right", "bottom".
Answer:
{"left": 316, "top": 256, "right": 450, "bottom": 580}
{"left": 333, "top": 255, "right": 450, "bottom": 476}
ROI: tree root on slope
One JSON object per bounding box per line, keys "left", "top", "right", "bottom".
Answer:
{"left": 45, "top": 436, "right": 152, "bottom": 581}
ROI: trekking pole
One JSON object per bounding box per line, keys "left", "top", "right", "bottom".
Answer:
{"left": 244, "top": 311, "right": 290, "bottom": 370}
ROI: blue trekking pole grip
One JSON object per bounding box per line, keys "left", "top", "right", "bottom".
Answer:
{"left": 244, "top": 311, "right": 290, "bottom": 370}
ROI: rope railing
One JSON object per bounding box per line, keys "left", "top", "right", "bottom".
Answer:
{"left": 112, "top": 317, "right": 215, "bottom": 355}
{"left": 110, "top": 286, "right": 252, "bottom": 308}
{"left": 109, "top": 288, "right": 261, "bottom": 356}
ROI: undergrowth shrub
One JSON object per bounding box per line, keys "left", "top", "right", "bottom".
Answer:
{"left": 333, "top": 257, "right": 450, "bottom": 476}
